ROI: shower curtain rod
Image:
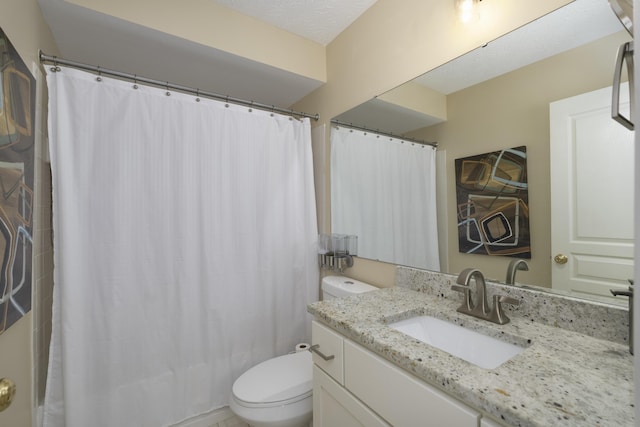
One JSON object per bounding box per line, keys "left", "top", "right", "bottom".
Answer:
{"left": 39, "top": 51, "right": 320, "bottom": 121}
{"left": 330, "top": 119, "right": 438, "bottom": 148}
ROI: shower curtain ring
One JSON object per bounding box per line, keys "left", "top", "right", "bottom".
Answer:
{"left": 51, "top": 57, "right": 61, "bottom": 72}
{"left": 195, "top": 89, "right": 200, "bottom": 102}
{"left": 165, "top": 82, "right": 171, "bottom": 96}
{"left": 133, "top": 75, "right": 138, "bottom": 89}
{"left": 225, "top": 96, "right": 229, "bottom": 108}
{"left": 96, "top": 66, "right": 102, "bottom": 82}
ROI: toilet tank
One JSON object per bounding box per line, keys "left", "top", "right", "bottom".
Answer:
{"left": 321, "top": 276, "right": 377, "bottom": 300}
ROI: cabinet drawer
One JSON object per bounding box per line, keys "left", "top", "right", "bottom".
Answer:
{"left": 344, "top": 340, "right": 480, "bottom": 427}
{"left": 311, "top": 321, "right": 344, "bottom": 384}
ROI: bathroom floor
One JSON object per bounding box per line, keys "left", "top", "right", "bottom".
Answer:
{"left": 209, "top": 417, "right": 249, "bottom": 427}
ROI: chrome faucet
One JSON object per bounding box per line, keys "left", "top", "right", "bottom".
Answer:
{"left": 452, "top": 268, "right": 521, "bottom": 325}
{"left": 505, "top": 259, "right": 529, "bottom": 285}
{"left": 453, "top": 268, "right": 490, "bottom": 317}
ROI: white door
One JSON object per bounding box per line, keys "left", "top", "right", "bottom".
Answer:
{"left": 550, "top": 83, "right": 634, "bottom": 302}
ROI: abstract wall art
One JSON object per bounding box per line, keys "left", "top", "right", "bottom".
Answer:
{"left": 0, "top": 27, "right": 35, "bottom": 334}
{"left": 455, "top": 146, "right": 530, "bottom": 258}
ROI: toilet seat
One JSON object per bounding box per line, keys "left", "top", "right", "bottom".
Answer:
{"left": 232, "top": 350, "right": 312, "bottom": 409}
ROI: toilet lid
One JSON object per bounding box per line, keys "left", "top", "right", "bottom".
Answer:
{"left": 232, "top": 350, "right": 312, "bottom": 405}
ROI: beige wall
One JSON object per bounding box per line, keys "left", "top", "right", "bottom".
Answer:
{"left": 0, "top": 1, "right": 57, "bottom": 425}
{"left": 4, "top": 0, "right": 58, "bottom": 67}
{"left": 297, "top": 0, "right": 572, "bottom": 122}
{"left": 46, "top": 1, "right": 575, "bottom": 291}
{"left": 379, "top": 82, "right": 448, "bottom": 123}
{"left": 293, "top": 0, "right": 573, "bottom": 286}
{"left": 67, "top": 0, "right": 326, "bottom": 83}
{"left": 0, "top": 1, "right": 588, "bottom": 423}
{"left": 412, "top": 31, "right": 630, "bottom": 287}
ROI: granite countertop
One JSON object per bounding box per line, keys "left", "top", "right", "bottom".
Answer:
{"left": 307, "top": 286, "right": 635, "bottom": 427}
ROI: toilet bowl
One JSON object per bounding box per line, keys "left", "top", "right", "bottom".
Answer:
{"left": 229, "top": 276, "right": 377, "bottom": 427}
{"left": 229, "top": 351, "right": 313, "bottom": 427}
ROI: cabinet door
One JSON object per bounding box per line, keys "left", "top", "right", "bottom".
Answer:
{"left": 313, "top": 366, "right": 390, "bottom": 427}
{"left": 344, "top": 340, "right": 480, "bottom": 427}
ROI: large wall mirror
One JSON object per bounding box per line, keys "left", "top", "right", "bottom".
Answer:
{"left": 331, "top": 0, "right": 634, "bottom": 305}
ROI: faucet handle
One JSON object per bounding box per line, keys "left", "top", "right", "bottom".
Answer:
{"left": 488, "top": 295, "right": 520, "bottom": 325}
{"left": 451, "top": 284, "right": 468, "bottom": 293}
{"left": 498, "top": 295, "right": 520, "bottom": 307}
{"left": 451, "top": 284, "right": 473, "bottom": 313}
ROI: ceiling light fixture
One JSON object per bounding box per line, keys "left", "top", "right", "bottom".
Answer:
{"left": 456, "top": 0, "right": 481, "bottom": 23}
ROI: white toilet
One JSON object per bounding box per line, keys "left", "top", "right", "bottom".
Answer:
{"left": 229, "top": 276, "right": 377, "bottom": 427}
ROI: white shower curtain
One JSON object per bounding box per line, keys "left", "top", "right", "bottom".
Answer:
{"left": 43, "top": 67, "right": 319, "bottom": 427}
{"left": 331, "top": 126, "right": 439, "bottom": 271}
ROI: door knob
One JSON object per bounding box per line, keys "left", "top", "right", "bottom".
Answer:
{"left": 0, "top": 378, "right": 16, "bottom": 412}
{"left": 554, "top": 254, "right": 568, "bottom": 264}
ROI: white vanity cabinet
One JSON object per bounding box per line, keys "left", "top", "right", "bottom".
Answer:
{"left": 310, "top": 319, "right": 345, "bottom": 383}
{"left": 311, "top": 321, "right": 389, "bottom": 426}
{"left": 311, "top": 320, "right": 491, "bottom": 427}
{"left": 313, "top": 366, "right": 390, "bottom": 427}
{"left": 344, "top": 340, "right": 480, "bottom": 426}
{"left": 482, "top": 417, "right": 508, "bottom": 427}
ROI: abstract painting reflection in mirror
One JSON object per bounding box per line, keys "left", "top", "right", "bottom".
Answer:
{"left": 0, "top": 27, "right": 35, "bottom": 334}
{"left": 455, "top": 146, "right": 530, "bottom": 258}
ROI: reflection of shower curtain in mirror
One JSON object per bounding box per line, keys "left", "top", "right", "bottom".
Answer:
{"left": 43, "top": 67, "right": 319, "bottom": 427}
{"left": 331, "top": 126, "right": 439, "bottom": 270}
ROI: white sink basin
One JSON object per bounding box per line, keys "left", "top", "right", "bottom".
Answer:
{"left": 388, "top": 316, "right": 526, "bottom": 369}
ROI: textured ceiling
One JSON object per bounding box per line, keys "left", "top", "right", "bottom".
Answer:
{"left": 213, "top": 0, "right": 379, "bottom": 45}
